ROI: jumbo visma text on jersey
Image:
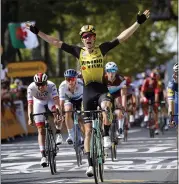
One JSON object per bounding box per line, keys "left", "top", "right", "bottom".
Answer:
{"left": 79, "top": 47, "right": 104, "bottom": 85}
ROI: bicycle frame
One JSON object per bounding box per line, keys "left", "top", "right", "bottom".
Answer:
{"left": 30, "top": 111, "right": 58, "bottom": 175}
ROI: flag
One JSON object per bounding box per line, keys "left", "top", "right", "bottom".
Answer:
{"left": 8, "top": 21, "right": 39, "bottom": 49}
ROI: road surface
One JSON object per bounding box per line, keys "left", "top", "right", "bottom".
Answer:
{"left": 1, "top": 127, "right": 178, "bottom": 184}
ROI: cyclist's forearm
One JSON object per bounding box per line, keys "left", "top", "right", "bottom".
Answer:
{"left": 28, "top": 103, "right": 33, "bottom": 119}
{"left": 59, "top": 100, "right": 65, "bottom": 111}
{"left": 54, "top": 97, "right": 61, "bottom": 110}
{"left": 121, "top": 88, "right": 127, "bottom": 109}
{"left": 38, "top": 31, "right": 63, "bottom": 48}
{"left": 168, "top": 100, "right": 174, "bottom": 115}
{"left": 117, "top": 22, "right": 140, "bottom": 43}
{"left": 121, "top": 95, "right": 127, "bottom": 110}
{"left": 140, "top": 91, "right": 145, "bottom": 98}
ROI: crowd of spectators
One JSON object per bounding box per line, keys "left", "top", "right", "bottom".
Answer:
{"left": 1, "top": 64, "right": 28, "bottom": 113}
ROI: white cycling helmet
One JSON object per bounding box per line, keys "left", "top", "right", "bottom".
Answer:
{"left": 34, "top": 73, "right": 48, "bottom": 83}
{"left": 173, "top": 63, "right": 178, "bottom": 73}
{"left": 105, "top": 61, "right": 118, "bottom": 72}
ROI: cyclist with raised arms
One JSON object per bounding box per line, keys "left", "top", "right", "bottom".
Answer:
{"left": 26, "top": 9, "right": 150, "bottom": 177}
{"left": 59, "top": 69, "right": 84, "bottom": 144}
{"left": 167, "top": 63, "right": 178, "bottom": 128}
{"left": 104, "top": 62, "right": 127, "bottom": 138}
{"left": 27, "top": 73, "right": 62, "bottom": 167}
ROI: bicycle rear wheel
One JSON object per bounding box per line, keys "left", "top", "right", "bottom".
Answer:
{"left": 123, "top": 117, "right": 128, "bottom": 142}
{"left": 91, "top": 130, "right": 99, "bottom": 184}
{"left": 98, "top": 133, "right": 104, "bottom": 182}
{"left": 74, "top": 124, "right": 82, "bottom": 167}
{"left": 110, "top": 121, "right": 117, "bottom": 161}
{"left": 46, "top": 129, "right": 56, "bottom": 175}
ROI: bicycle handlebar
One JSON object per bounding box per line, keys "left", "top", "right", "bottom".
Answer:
{"left": 63, "top": 109, "right": 107, "bottom": 114}
{"left": 148, "top": 100, "right": 166, "bottom": 105}
{"left": 30, "top": 111, "right": 57, "bottom": 122}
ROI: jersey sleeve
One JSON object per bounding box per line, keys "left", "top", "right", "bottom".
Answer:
{"left": 167, "top": 81, "right": 175, "bottom": 100}
{"left": 61, "top": 43, "right": 81, "bottom": 59}
{"left": 50, "top": 83, "right": 59, "bottom": 99}
{"left": 27, "top": 86, "right": 33, "bottom": 104}
{"left": 99, "top": 39, "right": 120, "bottom": 56}
{"left": 59, "top": 82, "right": 66, "bottom": 100}
{"left": 141, "top": 79, "right": 148, "bottom": 92}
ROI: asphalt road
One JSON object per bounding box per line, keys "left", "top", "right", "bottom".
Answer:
{"left": 1, "top": 127, "right": 178, "bottom": 184}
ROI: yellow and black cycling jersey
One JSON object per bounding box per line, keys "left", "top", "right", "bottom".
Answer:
{"left": 61, "top": 39, "right": 119, "bottom": 85}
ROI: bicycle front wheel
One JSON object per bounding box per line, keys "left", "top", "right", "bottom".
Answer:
{"left": 98, "top": 132, "right": 104, "bottom": 182}
{"left": 47, "top": 129, "right": 56, "bottom": 175}
{"left": 74, "top": 124, "right": 82, "bottom": 167}
{"left": 91, "top": 130, "right": 99, "bottom": 184}
{"left": 110, "top": 121, "right": 117, "bottom": 161}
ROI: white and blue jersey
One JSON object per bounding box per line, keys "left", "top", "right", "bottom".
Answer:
{"left": 59, "top": 78, "right": 83, "bottom": 101}
{"left": 167, "top": 79, "right": 178, "bottom": 124}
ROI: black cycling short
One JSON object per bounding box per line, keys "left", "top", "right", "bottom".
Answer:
{"left": 158, "top": 92, "right": 164, "bottom": 102}
{"left": 65, "top": 98, "right": 82, "bottom": 110}
{"left": 83, "top": 82, "right": 112, "bottom": 122}
{"left": 144, "top": 92, "right": 155, "bottom": 103}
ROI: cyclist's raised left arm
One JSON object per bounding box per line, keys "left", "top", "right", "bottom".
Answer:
{"left": 117, "top": 10, "right": 150, "bottom": 43}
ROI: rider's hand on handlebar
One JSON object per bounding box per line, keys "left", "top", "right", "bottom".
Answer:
{"left": 28, "top": 119, "right": 34, "bottom": 126}
{"left": 169, "top": 121, "right": 176, "bottom": 128}
{"left": 142, "top": 97, "right": 148, "bottom": 103}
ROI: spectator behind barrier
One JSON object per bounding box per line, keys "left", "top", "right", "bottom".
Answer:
{"left": 1, "top": 80, "right": 15, "bottom": 115}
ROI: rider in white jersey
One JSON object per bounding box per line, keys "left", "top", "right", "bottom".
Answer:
{"left": 59, "top": 69, "right": 84, "bottom": 144}
{"left": 27, "top": 73, "right": 62, "bottom": 167}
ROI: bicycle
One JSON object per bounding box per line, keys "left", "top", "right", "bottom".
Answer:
{"left": 169, "top": 112, "right": 178, "bottom": 128}
{"left": 110, "top": 113, "right": 118, "bottom": 161}
{"left": 30, "top": 111, "right": 59, "bottom": 175}
{"left": 123, "top": 114, "right": 128, "bottom": 142}
{"left": 83, "top": 107, "right": 106, "bottom": 184}
{"left": 147, "top": 100, "right": 156, "bottom": 138}
{"left": 64, "top": 108, "right": 84, "bottom": 167}
{"left": 157, "top": 101, "right": 166, "bottom": 135}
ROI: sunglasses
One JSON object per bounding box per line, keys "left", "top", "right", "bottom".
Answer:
{"left": 35, "top": 82, "right": 47, "bottom": 87}
{"left": 82, "top": 34, "right": 95, "bottom": 39}
{"left": 65, "top": 77, "right": 76, "bottom": 82}
{"left": 106, "top": 69, "right": 117, "bottom": 73}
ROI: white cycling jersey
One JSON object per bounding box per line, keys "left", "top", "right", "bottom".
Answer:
{"left": 27, "top": 81, "right": 59, "bottom": 125}
{"left": 127, "top": 84, "right": 135, "bottom": 96}
{"left": 59, "top": 78, "right": 83, "bottom": 101}
{"left": 27, "top": 81, "right": 58, "bottom": 104}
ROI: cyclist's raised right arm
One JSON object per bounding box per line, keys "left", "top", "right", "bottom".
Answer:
{"left": 38, "top": 31, "right": 63, "bottom": 48}
{"left": 26, "top": 22, "right": 63, "bottom": 48}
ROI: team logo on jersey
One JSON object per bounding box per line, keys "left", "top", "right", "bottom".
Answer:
{"left": 37, "top": 91, "right": 48, "bottom": 98}
{"left": 81, "top": 66, "right": 86, "bottom": 70}
{"left": 167, "top": 88, "right": 174, "bottom": 96}
{"left": 81, "top": 59, "right": 103, "bottom": 69}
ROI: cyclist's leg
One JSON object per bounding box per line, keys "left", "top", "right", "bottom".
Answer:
{"left": 154, "top": 93, "right": 159, "bottom": 134}
{"left": 83, "top": 87, "right": 97, "bottom": 177}
{"left": 114, "top": 96, "right": 124, "bottom": 138}
{"left": 99, "top": 93, "right": 113, "bottom": 148}
{"left": 33, "top": 100, "right": 46, "bottom": 165}
{"left": 141, "top": 92, "right": 149, "bottom": 126}
{"left": 174, "top": 101, "right": 178, "bottom": 127}
{"left": 74, "top": 99, "right": 85, "bottom": 139}
{"left": 70, "top": 98, "right": 84, "bottom": 143}
{"left": 48, "top": 100, "right": 63, "bottom": 145}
